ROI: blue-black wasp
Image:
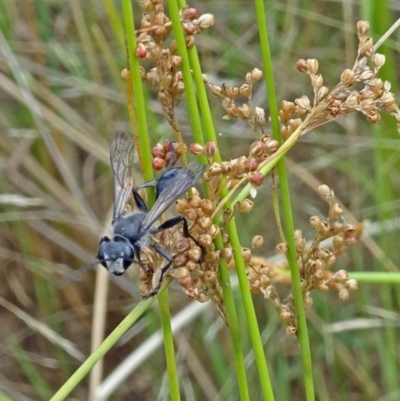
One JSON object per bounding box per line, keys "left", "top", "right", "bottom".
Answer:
{"left": 97, "top": 131, "right": 205, "bottom": 297}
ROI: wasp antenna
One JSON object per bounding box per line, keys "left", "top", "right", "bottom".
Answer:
{"left": 57, "top": 261, "right": 99, "bottom": 289}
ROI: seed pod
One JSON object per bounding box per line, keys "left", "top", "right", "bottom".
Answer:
{"left": 189, "top": 143, "right": 204, "bottom": 155}
{"left": 181, "top": 6, "right": 198, "bottom": 21}
{"left": 346, "top": 279, "right": 358, "bottom": 291}
{"left": 226, "top": 86, "right": 239, "bottom": 100}
{"left": 249, "top": 172, "right": 264, "bottom": 186}
{"left": 338, "top": 288, "right": 349, "bottom": 301}
{"left": 121, "top": 68, "right": 128, "bottom": 79}
{"left": 241, "top": 248, "right": 252, "bottom": 263}
{"left": 265, "top": 139, "right": 279, "bottom": 154}
{"left": 280, "top": 309, "right": 293, "bottom": 323}
{"left": 295, "top": 95, "right": 311, "bottom": 110}
{"left": 311, "top": 73, "right": 323, "bottom": 88}
{"left": 306, "top": 58, "right": 319, "bottom": 74}
{"left": 185, "top": 288, "right": 198, "bottom": 299}
{"left": 176, "top": 198, "right": 188, "bottom": 214}
{"left": 252, "top": 235, "right": 264, "bottom": 248}
{"left": 171, "top": 267, "right": 189, "bottom": 280}
{"left": 238, "top": 104, "right": 252, "bottom": 119}
{"left": 209, "top": 162, "right": 222, "bottom": 175}
{"left": 260, "top": 275, "right": 270, "bottom": 288}
{"left": 205, "top": 141, "right": 218, "bottom": 158}
{"left": 152, "top": 157, "right": 166, "bottom": 170}
{"left": 304, "top": 293, "right": 313, "bottom": 309}
{"left": 340, "top": 69, "right": 355, "bottom": 86}
{"left": 136, "top": 46, "right": 147, "bottom": 59}
{"left": 200, "top": 199, "right": 214, "bottom": 215}
{"left": 188, "top": 247, "right": 202, "bottom": 262}
{"left": 239, "top": 199, "right": 253, "bottom": 213}
{"left": 249, "top": 140, "right": 265, "bottom": 158}
{"left": 198, "top": 233, "right": 213, "bottom": 248}
{"left": 188, "top": 195, "right": 202, "bottom": 208}
{"left": 239, "top": 83, "right": 251, "bottom": 98}
{"left": 331, "top": 203, "right": 343, "bottom": 218}
{"left": 251, "top": 68, "right": 263, "bottom": 82}
{"left": 210, "top": 85, "right": 222, "bottom": 97}
{"left": 372, "top": 53, "right": 385, "bottom": 70}
{"left": 318, "top": 184, "right": 331, "bottom": 197}
{"left": 296, "top": 58, "right": 308, "bottom": 73}
{"left": 175, "top": 237, "right": 191, "bottom": 253}
{"left": 357, "top": 21, "right": 370, "bottom": 39}
{"left": 244, "top": 157, "right": 259, "bottom": 172}
{"left": 198, "top": 216, "right": 212, "bottom": 230}
{"left": 309, "top": 216, "right": 321, "bottom": 230}
{"left": 333, "top": 269, "right": 348, "bottom": 284}
{"left": 332, "top": 235, "right": 344, "bottom": 250}
{"left": 208, "top": 224, "right": 220, "bottom": 239}
{"left": 184, "top": 208, "right": 198, "bottom": 221}
{"left": 221, "top": 161, "right": 231, "bottom": 174}
{"left": 197, "top": 13, "right": 215, "bottom": 28}
{"left": 221, "top": 247, "right": 233, "bottom": 260}
{"left": 359, "top": 37, "right": 373, "bottom": 55}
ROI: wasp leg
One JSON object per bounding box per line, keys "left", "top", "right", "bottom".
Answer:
{"left": 132, "top": 184, "right": 154, "bottom": 212}
{"left": 142, "top": 241, "right": 173, "bottom": 298}
{"left": 152, "top": 215, "right": 205, "bottom": 262}
{"left": 166, "top": 140, "right": 177, "bottom": 169}
{"left": 134, "top": 244, "right": 153, "bottom": 275}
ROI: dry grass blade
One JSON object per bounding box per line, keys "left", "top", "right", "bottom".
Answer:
{"left": 0, "top": 297, "right": 85, "bottom": 361}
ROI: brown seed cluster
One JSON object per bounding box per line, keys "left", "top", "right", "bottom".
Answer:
{"left": 121, "top": 2, "right": 214, "bottom": 130}
{"left": 187, "top": 137, "right": 279, "bottom": 198}
{"left": 150, "top": 140, "right": 187, "bottom": 170}
{"left": 246, "top": 184, "right": 360, "bottom": 335}
{"left": 122, "top": 17, "right": 400, "bottom": 332}
{"left": 205, "top": 68, "right": 267, "bottom": 136}
{"left": 136, "top": 185, "right": 229, "bottom": 320}
{"left": 279, "top": 21, "right": 400, "bottom": 139}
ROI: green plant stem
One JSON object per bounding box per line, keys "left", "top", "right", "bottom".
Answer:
{"left": 123, "top": 4, "right": 180, "bottom": 399}
{"left": 166, "top": 0, "right": 204, "bottom": 143}
{"left": 168, "top": 1, "right": 253, "bottom": 400}
{"left": 349, "top": 272, "right": 400, "bottom": 283}
{"left": 226, "top": 216, "right": 275, "bottom": 401}
{"left": 213, "top": 235, "right": 250, "bottom": 401}
{"left": 159, "top": 289, "right": 181, "bottom": 401}
{"left": 49, "top": 295, "right": 159, "bottom": 401}
{"left": 254, "top": 0, "right": 315, "bottom": 400}
{"left": 122, "top": 0, "right": 154, "bottom": 187}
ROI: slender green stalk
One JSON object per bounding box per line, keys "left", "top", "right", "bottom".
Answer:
{"left": 254, "top": 0, "right": 315, "bottom": 400}
{"left": 158, "top": 289, "right": 181, "bottom": 401}
{"left": 226, "top": 216, "right": 275, "bottom": 401}
{"left": 122, "top": 0, "right": 154, "bottom": 186}
{"left": 49, "top": 296, "right": 159, "bottom": 401}
{"left": 168, "top": 1, "right": 253, "bottom": 400}
{"left": 212, "top": 234, "right": 251, "bottom": 401}
{"left": 349, "top": 272, "right": 400, "bottom": 283}
{"left": 123, "top": 4, "right": 179, "bottom": 399}
{"left": 166, "top": 0, "right": 204, "bottom": 143}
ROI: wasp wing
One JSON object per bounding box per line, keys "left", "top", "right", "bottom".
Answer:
{"left": 143, "top": 163, "right": 205, "bottom": 230}
{"left": 110, "top": 131, "right": 135, "bottom": 220}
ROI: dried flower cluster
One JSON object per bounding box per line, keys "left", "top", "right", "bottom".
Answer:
{"left": 187, "top": 137, "right": 279, "bottom": 196}
{"left": 121, "top": 1, "right": 213, "bottom": 130}
{"left": 205, "top": 68, "right": 267, "bottom": 136}
{"left": 247, "top": 184, "right": 361, "bottom": 335}
{"left": 118, "top": 11, "right": 400, "bottom": 334}
{"left": 279, "top": 21, "right": 400, "bottom": 139}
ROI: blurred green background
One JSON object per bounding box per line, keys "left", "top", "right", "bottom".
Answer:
{"left": 0, "top": 1, "right": 399, "bottom": 400}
